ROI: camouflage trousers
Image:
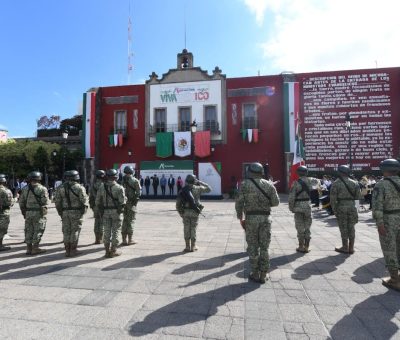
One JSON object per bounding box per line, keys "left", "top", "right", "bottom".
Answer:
{"left": 0, "top": 214, "right": 10, "bottom": 239}
{"left": 379, "top": 214, "right": 400, "bottom": 270}
{"left": 183, "top": 209, "right": 199, "bottom": 241}
{"left": 336, "top": 206, "right": 358, "bottom": 239}
{"left": 294, "top": 211, "right": 312, "bottom": 240}
{"left": 103, "top": 211, "right": 123, "bottom": 247}
{"left": 62, "top": 211, "right": 83, "bottom": 243}
{"left": 245, "top": 215, "right": 272, "bottom": 273}
{"left": 122, "top": 203, "right": 137, "bottom": 235}
{"left": 93, "top": 207, "right": 103, "bottom": 234}
{"left": 24, "top": 213, "right": 46, "bottom": 245}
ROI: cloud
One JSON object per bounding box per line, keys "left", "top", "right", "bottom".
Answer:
{"left": 0, "top": 124, "right": 8, "bottom": 131}
{"left": 245, "top": 0, "right": 400, "bottom": 72}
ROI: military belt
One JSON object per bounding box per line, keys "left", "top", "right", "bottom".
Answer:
{"left": 383, "top": 209, "right": 400, "bottom": 214}
{"left": 246, "top": 210, "right": 270, "bottom": 216}
{"left": 26, "top": 208, "right": 41, "bottom": 211}
{"left": 104, "top": 207, "right": 118, "bottom": 210}
{"left": 338, "top": 198, "right": 354, "bottom": 201}
{"left": 295, "top": 198, "right": 309, "bottom": 202}
{"left": 63, "top": 207, "right": 82, "bottom": 210}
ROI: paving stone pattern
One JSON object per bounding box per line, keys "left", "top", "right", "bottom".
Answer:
{"left": 0, "top": 197, "right": 399, "bottom": 339}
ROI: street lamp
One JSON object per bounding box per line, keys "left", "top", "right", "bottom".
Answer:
{"left": 190, "top": 120, "right": 197, "bottom": 176}
{"left": 345, "top": 113, "right": 352, "bottom": 170}
{"left": 62, "top": 130, "right": 68, "bottom": 176}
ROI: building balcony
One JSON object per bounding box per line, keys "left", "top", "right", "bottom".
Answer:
{"left": 148, "top": 121, "right": 220, "bottom": 136}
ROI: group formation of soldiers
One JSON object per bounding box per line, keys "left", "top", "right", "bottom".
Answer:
{"left": 0, "top": 158, "right": 399, "bottom": 292}
{"left": 235, "top": 159, "right": 400, "bottom": 291}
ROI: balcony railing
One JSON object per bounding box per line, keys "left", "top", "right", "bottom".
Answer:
{"left": 242, "top": 117, "right": 258, "bottom": 129}
{"left": 149, "top": 121, "right": 220, "bottom": 135}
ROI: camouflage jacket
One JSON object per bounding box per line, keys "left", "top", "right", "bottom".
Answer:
{"left": 288, "top": 176, "right": 319, "bottom": 212}
{"left": 372, "top": 176, "right": 400, "bottom": 226}
{"left": 122, "top": 175, "right": 141, "bottom": 205}
{"left": 0, "top": 184, "right": 14, "bottom": 215}
{"left": 95, "top": 180, "right": 126, "bottom": 214}
{"left": 235, "top": 178, "right": 279, "bottom": 219}
{"left": 89, "top": 179, "right": 103, "bottom": 209}
{"left": 55, "top": 180, "right": 89, "bottom": 216}
{"left": 19, "top": 183, "right": 50, "bottom": 217}
{"left": 176, "top": 181, "right": 212, "bottom": 216}
{"left": 330, "top": 176, "right": 361, "bottom": 213}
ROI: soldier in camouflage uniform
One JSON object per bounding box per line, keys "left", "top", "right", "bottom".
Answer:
{"left": 288, "top": 166, "right": 320, "bottom": 253}
{"left": 95, "top": 169, "right": 126, "bottom": 258}
{"left": 330, "top": 165, "right": 361, "bottom": 254}
{"left": 0, "top": 174, "right": 14, "bottom": 251}
{"left": 372, "top": 159, "right": 400, "bottom": 291}
{"left": 55, "top": 170, "right": 89, "bottom": 257}
{"left": 235, "top": 163, "right": 280, "bottom": 283}
{"left": 89, "top": 170, "right": 105, "bottom": 244}
{"left": 19, "top": 171, "right": 50, "bottom": 255}
{"left": 176, "top": 174, "right": 211, "bottom": 252}
{"left": 121, "top": 166, "right": 141, "bottom": 245}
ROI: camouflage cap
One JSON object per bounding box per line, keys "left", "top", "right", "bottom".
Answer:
{"left": 185, "top": 174, "right": 196, "bottom": 184}
{"left": 380, "top": 159, "right": 400, "bottom": 173}
{"left": 106, "top": 169, "right": 118, "bottom": 178}
{"left": 0, "top": 174, "right": 6, "bottom": 183}
{"left": 296, "top": 165, "right": 308, "bottom": 176}
{"left": 95, "top": 170, "right": 106, "bottom": 178}
{"left": 28, "top": 171, "right": 42, "bottom": 181}
{"left": 64, "top": 170, "right": 80, "bottom": 181}
{"left": 338, "top": 165, "right": 351, "bottom": 175}
{"left": 123, "top": 165, "right": 134, "bottom": 174}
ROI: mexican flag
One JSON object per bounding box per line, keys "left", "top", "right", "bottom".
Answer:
{"left": 290, "top": 119, "right": 306, "bottom": 187}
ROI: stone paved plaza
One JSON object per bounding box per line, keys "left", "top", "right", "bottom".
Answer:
{"left": 0, "top": 197, "right": 399, "bottom": 339}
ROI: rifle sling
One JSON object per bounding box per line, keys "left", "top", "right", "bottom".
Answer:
{"left": 339, "top": 177, "right": 356, "bottom": 200}
{"left": 249, "top": 178, "right": 271, "bottom": 204}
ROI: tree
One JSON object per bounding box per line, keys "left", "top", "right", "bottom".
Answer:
{"left": 37, "top": 115, "right": 61, "bottom": 130}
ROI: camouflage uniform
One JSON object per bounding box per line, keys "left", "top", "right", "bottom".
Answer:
{"left": 372, "top": 159, "right": 400, "bottom": 291}
{"left": 55, "top": 171, "right": 89, "bottom": 256}
{"left": 19, "top": 172, "right": 50, "bottom": 255}
{"left": 89, "top": 173, "right": 105, "bottom": 244}
{"left": 96, "top": 170, "right": 126, "bottom": 257}
{"left": 176, "top": 175, "right": 211, "bottom": 252}
{"left": 0, "top": 175, "right": 14, "bottom": 251}
{"left": 235, "top": 163, "right": 280, "bottom": 283}
{"left": 330, "top": 170, "right": 361, "bottom": 254}
{"left": 121, "top": 170, "right": 141, "bottom": 245}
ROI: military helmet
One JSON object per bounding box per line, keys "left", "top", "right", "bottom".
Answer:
{"left": 379, "top": 159, "right": 400, "bottom": 173}
{"left": 185, "top": 174, "right": 196, "bottom": 184}
{"left": 123, "top": 165, "right": 134, "bottom": 174}
{"left": 28, "top": 171, "right": 42, "bottom": 181}
{"left": 95, "top": 170, "right": 105, "bottom": 178}
{"left": 0, "top": 174, "right": 6, "bottom": 184}
{"left": 338, "top": 165, "right": 351, "bottom": 175}
{"left": 106, "top": 169, "right": 118, "bottom": 178}
{"left": 248, "top": 162, "right": 264, "bottom": 175}
{"left": 296, "top": 165, "right": 308, "bottom": 176}
{"left": 64, "top": 170, "right": 80, "bottom": 181}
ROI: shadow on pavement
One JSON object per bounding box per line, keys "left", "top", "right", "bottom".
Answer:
{"left": 172, "top": 252, "right": 247, "bottom": 275}
{"left": 269, "top": 252, "right": 304, "bottom": 271}
{"left": 351, "top": 258, "right": 386, "bottom": 284}
{"left": 330, "top": 291, "right": 400, "bottom": 340}
{"left": 128, "top": 282, "right": 259, "bottom": 336}
{"left": 102, "top": 251, "right": 183, "bottom": 271}
{"left": 291, "top": 254, "right": 348, "bottom": 280}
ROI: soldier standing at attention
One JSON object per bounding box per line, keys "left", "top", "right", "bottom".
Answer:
{"left": 96, "top": 169, "right": 126, "bottom": 258}
{"left": 372, "top": 159, "right": 400, "bottom": 291}
{"left": 288, "top": 166, "right": 319, "bottom": 253}
{"left": 19, "top": 172, "right": 50, "bottom": 255}
{"left": 0, "top": 174, "right": 14, "bottom": 251}
{"left": 55, "top": 170, "right": 89, "bottom": 257}
{"left": 330, "top": 165, "right": 361, "bottom": 254}
{"left": 89, "top": 170, "right": 105, "bottom": 244}
{"left": 176, "top": 174, "right": 211, "bottom": 252}
{"left": 235, "top": 163, "right": 280, "bottom": 283}
{"left": 121, "top": 166, "right": 141, "bottom": 245}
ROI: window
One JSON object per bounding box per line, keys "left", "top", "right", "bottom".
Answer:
{"left": 179, "top": 107, "right": 191, "bottom": 131}
{"left": 204, "top": 105, "right": 219, "bottom": 132}
{"left": 243, "top": 103, "right": 257, "bottom": 129}
{"left": 114, "top": 110, "right": 127, "bottom": 136}
{"left": 154, "top": 108, "right": 166, "bottom": 133}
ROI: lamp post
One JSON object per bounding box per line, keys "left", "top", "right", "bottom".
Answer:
{"left": 190, "top": 120, "right": 197, "bottom": 176}
{"left": 345, "top": 113, "right": 352, "bottom": 170}
{"left": 62, "top": 130, "right": 68, "bottom": 176}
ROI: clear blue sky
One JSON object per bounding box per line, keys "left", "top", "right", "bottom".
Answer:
{"left": 1, "top": 0, "right": 398, "bottom": 137}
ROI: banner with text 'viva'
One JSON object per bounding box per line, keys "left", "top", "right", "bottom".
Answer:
{"left": 194, "top": 131, "right": 211, "bottom": 158}
{"left": 174, "top": 131, "right": 191, "bottom": 157}
{"left": 156, "top": 132, "right": 173, "bottom": 158}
